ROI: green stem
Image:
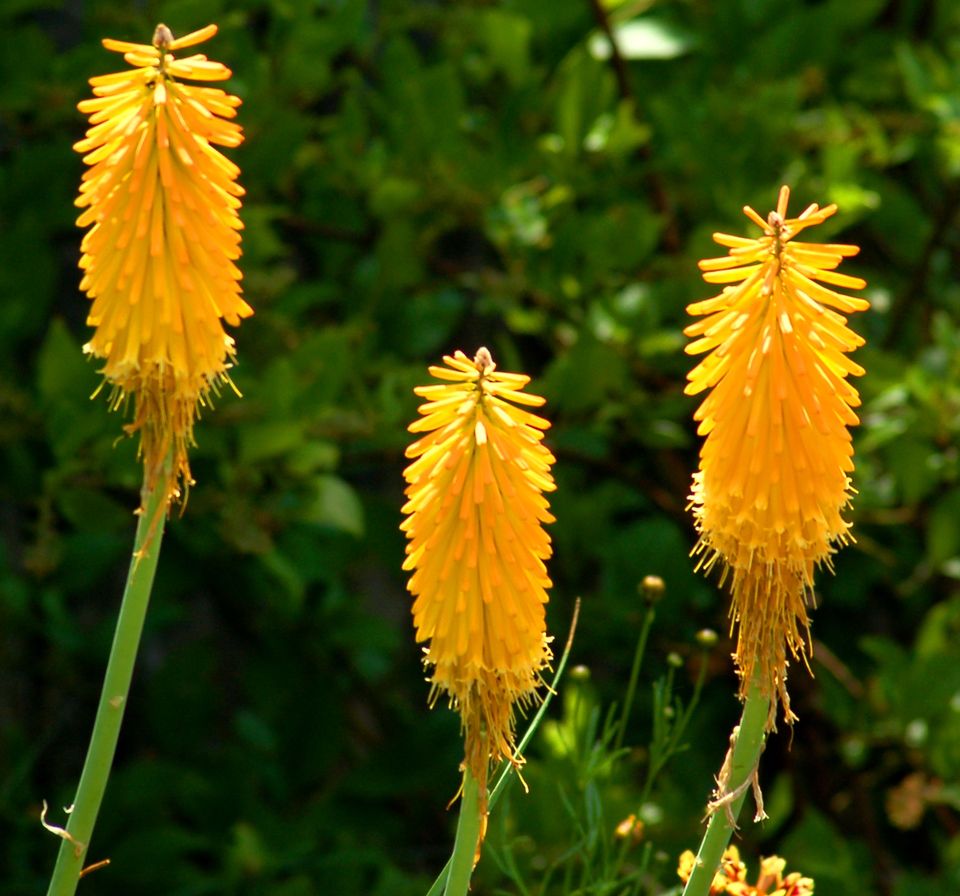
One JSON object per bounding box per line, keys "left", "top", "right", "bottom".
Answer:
{"left": 46, "top": 481, "right": 167, "bottom": 896}
{"left": 443, "top": 769, "right": 482, "bottom": 896}
{"left": 680, "top": 676, "right": 770, "bottom": 896}
{"left": 614, "top": 605, "right": 655, "bottom": 751}
{"left": 425, "top": 599, "right": 581, "bottom": 896}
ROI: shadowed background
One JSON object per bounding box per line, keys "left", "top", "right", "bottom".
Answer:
{"left": 2, "top": 1, "right": 960, "bottom": 894}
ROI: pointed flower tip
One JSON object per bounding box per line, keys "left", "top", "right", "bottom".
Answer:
{"left": 153, "top": 23, "right": 174, "bottom": 49}
{"left": 776, "top": 183, "right": 791, "bottom": 215}
{"left": 76, "top": 22, "right": 248, "bottom": 506}
{"left": 402, "top": 348, "right": 556, "bottom": 813}
{"left": 687, "top": 187, "right": 867, "bottom": 721}
{"left": 474, "top": 345, "right": 495, "bottom": 373}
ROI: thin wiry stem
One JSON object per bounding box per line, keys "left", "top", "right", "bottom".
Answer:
{"left": 425, "top": 600, "right": 581, "bottom": 896}
{"left": 614, "top": 603, "right": 656, "bottom": 751}
{"left": 584, "top": 0, "right": 679, "bottom": 251}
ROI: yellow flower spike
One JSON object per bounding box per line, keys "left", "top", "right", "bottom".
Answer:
{"left": 75, "top": 23, "right": 252, "bottom": 505}
{"left": 685, "top": 186, "right": 868, "bottom": 724}
{"left": 401, "top": 347, "right": 556, "bottom": 829}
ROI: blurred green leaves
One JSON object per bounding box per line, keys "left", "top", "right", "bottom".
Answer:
{"left": 588, "top": 19, "right": 695, "bottom": 63}
{"left": 3, "top": 0, "right": 960, "bottom": 894}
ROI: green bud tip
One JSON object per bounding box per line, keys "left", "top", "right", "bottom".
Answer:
{"left": 695, "top": 628, "right": 718, "bottom": 648}
{"left": 639, "top": 574, "right": 665, "bottom": 605}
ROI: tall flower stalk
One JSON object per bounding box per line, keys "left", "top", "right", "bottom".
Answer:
{"left": 401, "top": 348, "right": 556, "bottom": 879}
{"left": 45, "top": 25, "right": 248, "bottom": 896}
{"left": 681, "top": 187, "right": 867, "bottom": 896}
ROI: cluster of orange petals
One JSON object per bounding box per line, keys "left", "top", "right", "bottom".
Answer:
{"left": 685, "top": 186, "right": 868, "bottom": 721}
{"left": 678, "top": 846, "right": 814, "bottom": 896}
{"left": 401, "top": 348, "right": 555, "bottom": 815}
{"left": 75, "top": 24, "right": 252, "bottom": 502}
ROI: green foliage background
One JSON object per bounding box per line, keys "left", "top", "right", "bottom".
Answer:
{"left": 3, "top": 1, "right": 960, "bottom": 894}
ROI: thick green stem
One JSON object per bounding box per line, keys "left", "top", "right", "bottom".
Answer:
{"left": 681, "top": 676, "right": 769, "bottom": 896}
{"left": 443, "top": 769, "right": 482, "bottom": 896}
{"left": 46, "top": 481, "right": 167, "bottom": 896}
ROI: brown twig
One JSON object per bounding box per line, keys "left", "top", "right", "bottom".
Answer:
{"left": 811, "top": 638, "right": 865, "bottom": 699}
{"left": 586, "top": 0, "right": 680, "bottom": 251}
{"left": 281, "top": 214, "right": 375, "bottom": 246}
{"left": 886, "top": 177, "right": 960, "bottom": 347}
{"left": 79, "top": 858, "right": 111, "bottom": 879}
{"left": 587, "top": 0, "right": 634, "bottom": 100}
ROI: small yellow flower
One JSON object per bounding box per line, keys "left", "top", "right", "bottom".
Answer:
{"left": 752, "top": 855, "right": 814, "bottom": 896}
{"left": 678, "top": 846, "right": 747, "bottom": 894}
{"left": 75, "top": 24, "right": 252, "bottom": 503}
{"left": 678, "top": 847, "right": 814, "bottom": 896}
{"left": 401, "top": 348, "right": 555, "bottom": 818}
{"left": 614, "top": 813, "right": 645, "bottom": 843}
{"left": 685, "top": 186, "right": 868, "bottom": 722}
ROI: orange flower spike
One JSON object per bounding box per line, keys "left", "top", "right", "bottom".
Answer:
{"left": 685, "top": 186, "right": 868, "bottom": 724}
{"left": 75, "top": 24, "right": 252, "bottom": 505}
{"left": 401, "top": 348, "right": 555, "bottom": 824}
